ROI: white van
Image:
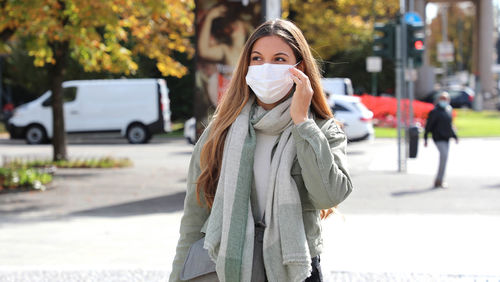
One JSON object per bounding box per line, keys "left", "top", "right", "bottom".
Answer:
{"left": 7, "top": 79, "right": 172, "bottom": 144}
{"left": 321, "top": 78, "right": 354, "bottom": 107}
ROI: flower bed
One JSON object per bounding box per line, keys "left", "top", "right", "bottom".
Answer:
{"left": 357, "top": 94, "right": 455, "bottom": 128}
{"left": 0, "top": 156, "right": 132, "bottom": 193}
{"left": 0, "top": 167, "right": 53, "bottom": 192}
{"left": 4, "top": 156, "right": 133, "bottom": 169}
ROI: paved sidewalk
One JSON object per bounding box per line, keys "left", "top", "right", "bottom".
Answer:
{"left": 1, "top": 138, "right": 500, "bottom": 281}
{"left": 1, "top": 213, "right": 500, "bottom": 281}
{"left": 1, "top": 270, "right": 497, "bottom": 282}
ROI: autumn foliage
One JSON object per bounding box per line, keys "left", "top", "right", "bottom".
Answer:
{"left": 0, "top": 0, "right": 195, "bottom": 77}
{"left": 1, "top": 0, "right": 195, "bottom": 161}
{"left": 283, "top": 0, "right": 399, "bottom": 59}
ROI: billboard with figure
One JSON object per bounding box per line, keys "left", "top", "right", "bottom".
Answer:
{"left": 194, "top": 0, "right": 262, "bottom": 137}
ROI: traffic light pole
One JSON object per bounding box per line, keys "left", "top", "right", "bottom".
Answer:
{"left": 373, "top": 5, "right": 424, "bottom": 171}
{"left": 371, "top": 73, "right": 377, "bottom": 96}
{"left": 408, "top": 58, "right": 414, "bottom": 126}
{"left": 396, "top": 23, "right": 404, "bottom": 172}
{"left": 396, "top": 10, "right": 407, "bottom": 173}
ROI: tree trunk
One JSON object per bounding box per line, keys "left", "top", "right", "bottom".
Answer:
{"left": 49, "top": 41, "right": 69, "bottom": 161}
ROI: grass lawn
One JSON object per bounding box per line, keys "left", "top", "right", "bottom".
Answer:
{"left": 375, "top": 109, "right": 500, "bottom": 138}
{"left": 374, "top": 127, "right": 399, "bottom": 138}
{"left": 157, "top": 121, "right": 185, "bottom": 138}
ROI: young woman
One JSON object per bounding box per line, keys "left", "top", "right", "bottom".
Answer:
{"left": 170, "top": 19, "right": 353, "bottom": 282}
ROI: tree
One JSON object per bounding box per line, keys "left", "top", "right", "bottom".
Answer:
{"left": 427, "top": 3, "right": 474, "bottom": 72}
{"left": 283, "top": 0, "right": 399, "bottom": 60}
{"left": 0, "top": 0, "right": 194, "bottom": 160}
{"left": 282, "top": 0, "right": 399, "bottom": 94}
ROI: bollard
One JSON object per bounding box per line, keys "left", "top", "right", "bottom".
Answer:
{"left": 408, "top": 125, "right": 420, "bottom": 158}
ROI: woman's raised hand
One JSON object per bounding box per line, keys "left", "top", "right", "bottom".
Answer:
{"left": 289, "top": 67, "right": 313, "bottom": 125}
{"left": 207, "top": 5, "right": 227, "bottom": 20}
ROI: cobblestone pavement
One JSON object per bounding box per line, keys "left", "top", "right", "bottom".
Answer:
{"left": 0, "top": 270, "right": 498, "bottom": 282}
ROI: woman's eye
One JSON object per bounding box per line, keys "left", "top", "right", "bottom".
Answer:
{"left": 275, "top": 57, "right": 286, "bottom": 62}
{"left": 251, "top": 56, "right": 261, "bottom": 61}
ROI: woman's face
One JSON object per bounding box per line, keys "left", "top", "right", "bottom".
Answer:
{"left": 249, "top": 35, "right": 297, "bottom": 66}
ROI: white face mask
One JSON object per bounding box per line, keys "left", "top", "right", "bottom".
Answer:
{"left": 245, "top": 62, "right": 299, "bottom": 104}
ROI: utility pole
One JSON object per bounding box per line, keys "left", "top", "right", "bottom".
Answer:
{"left": 371, "top": 0, "right": 377, "bottom": 96}
{"left": 441, "top": 4, "right": 449, "bottom": 84}
{"left": 457, "top": 20, "right": 464, "bottom": 71}
{"left": 407, "top": 0, "right": 415, "bottom": 126}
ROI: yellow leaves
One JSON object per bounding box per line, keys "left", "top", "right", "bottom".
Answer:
{"left": 157, "top": 58, "right": 187, "bottom": 78}
{"left": 3, "top": 0, "right": 194, "bottom": 78}
{"left": 28, "top": 45, "right": 55, "bottom": 67}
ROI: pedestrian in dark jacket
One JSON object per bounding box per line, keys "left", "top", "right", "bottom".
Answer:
{"left": 424, "top": 91, "right": 459, "bottom": 188}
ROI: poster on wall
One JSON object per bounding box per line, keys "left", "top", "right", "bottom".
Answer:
{"left": 194, "top": 0, "right": 263, "bottom": 137}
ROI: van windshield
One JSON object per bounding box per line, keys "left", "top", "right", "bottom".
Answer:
{"left": 42, "top": 87, "right": 78, "bottom": 107}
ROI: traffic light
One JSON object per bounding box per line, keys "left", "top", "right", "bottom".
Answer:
{"left": 407, "top": 22, "right": 425, "bottom": 67}
{"left": 373, "top": 22, "right": 395, "bottom": 60}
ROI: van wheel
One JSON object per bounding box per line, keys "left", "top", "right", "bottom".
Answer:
{"left": 127, "top": 124, "right": 149, "bottom": 144}
{"left": 25, "top": 125, "right": 47, "bottom": 145}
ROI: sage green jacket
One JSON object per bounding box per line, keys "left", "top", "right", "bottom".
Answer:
{"left": 169, "top": 118, "right": 353, "bottom": 281}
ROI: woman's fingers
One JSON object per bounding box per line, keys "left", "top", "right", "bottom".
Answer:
{"left": 289, "top": 67, "right": 308, "bottom": 81}
{"left": 290, "top": 67, "right": 313, "bottom": 95}
{"left": 290, "top": 73, "right": 302, "bottom": 85}
{"left": 289, "top": 67, "right": 314, "bottom": 124}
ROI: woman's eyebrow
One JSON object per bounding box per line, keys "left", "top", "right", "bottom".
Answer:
{"left": 274, "top": 52, "right": 289, "bottom": 57}
{"left": 251, "top": 51, "right": 262, "bottom": 55}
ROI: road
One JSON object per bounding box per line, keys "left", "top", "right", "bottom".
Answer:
{"left": 1, "top": 136, "right": 499, "bottom": 281}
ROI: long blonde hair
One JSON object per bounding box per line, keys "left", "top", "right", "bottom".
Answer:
{"left": 197, "top": 19, "right": 335, "bottom": 219}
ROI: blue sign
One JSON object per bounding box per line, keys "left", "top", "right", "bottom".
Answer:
{"left": 405, "top": 12, "right": 423, "bottom": 25}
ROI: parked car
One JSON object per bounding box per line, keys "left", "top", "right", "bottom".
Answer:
{"left": 184, "top": 95, "right": 374, "bottom": 144}
{"left": 421, "top": 86, "right": 475, "bottom": 108}
{"left": 330, "top": 94, "right": 374, "bottom": 142}
{"left": 7, "top": 79, "right": 172, "bottom": 144}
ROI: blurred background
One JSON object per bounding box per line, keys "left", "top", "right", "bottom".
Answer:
{"left": 0, "top": 0, "right": 499, "bottom": 281}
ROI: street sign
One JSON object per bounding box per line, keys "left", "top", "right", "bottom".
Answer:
{"left": 366, "top": 56, "right": 382, "bottom": 73}
{"left": 404, "top": 12, "right": 423, "bottom": 25}
{"left": 405, "top": 68, "right": 418, "bottom": 81}
{"left": 437, "top": 41, "right": 454, "bottom": 62}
